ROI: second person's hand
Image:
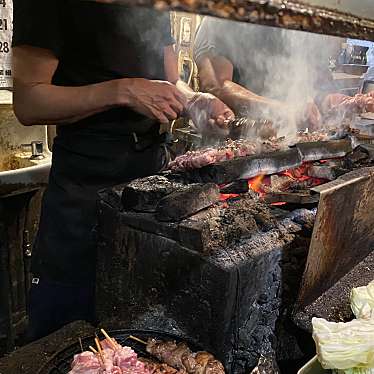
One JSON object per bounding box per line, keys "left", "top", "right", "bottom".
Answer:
{"left": 186, "top": 92, "right": 235, "bottom": 135}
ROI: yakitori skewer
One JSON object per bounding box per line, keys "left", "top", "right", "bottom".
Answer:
{"left": 79, "top": 337, "right": 84, "bottom": 353}
{"left": 94, "top": 337, "right": 105, "bottom": 366}
{"left": 100, "top": 328, "right": 117, "bottom": 350}
{"left": 129, "top": 335, "right": 147, "bottom": 345}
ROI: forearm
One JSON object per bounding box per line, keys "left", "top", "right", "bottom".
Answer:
{"left": 13, "top": 79, "right": 123, "bottom": 126}
{"left": 207, "top": 80, "right": 282, "bottom": 116}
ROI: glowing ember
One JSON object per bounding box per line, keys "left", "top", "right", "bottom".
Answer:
{"left": 281, "top": 163, "right": 311, "bottom": 180}
{"left": 220, "top": 161, "right": 328, "bottom": 205}
{"left": 220, "top": 193, "right": 239, "bottom": 201}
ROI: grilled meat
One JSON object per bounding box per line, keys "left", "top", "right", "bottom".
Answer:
{"left": 146, "top": 339, "right": 225, "bottom": 374}
{"left": 168, "top": 139, "right": 258, "bottom": 172}
{"left": 323, "top": 91, "right": 374, "bottom": 116}
{"left": 296, "top": 131, "right": 329, "bottom": 143}
{"left": 140, "top": 358, "right": 187, "bottom": 374}
{"left": 169, "top": 128, "right": 334, "bottom": 173}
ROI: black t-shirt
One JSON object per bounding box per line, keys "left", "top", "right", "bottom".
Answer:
{"left": 13, "top": 0, "right": 174, "bottom": 137}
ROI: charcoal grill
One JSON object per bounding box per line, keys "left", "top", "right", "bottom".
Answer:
{"left": 38, "top": 329, "right": 202, "bottom": 374}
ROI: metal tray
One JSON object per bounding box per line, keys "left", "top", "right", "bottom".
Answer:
{"left": 38, "top": 329, "right": 202, "bottom": 374}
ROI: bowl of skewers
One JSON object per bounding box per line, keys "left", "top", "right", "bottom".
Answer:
{"left": 38, "top": 328, "right": 226, "bottom": 374}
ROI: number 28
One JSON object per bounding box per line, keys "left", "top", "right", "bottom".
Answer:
{"left": 0, "top": 42, "right": 9, "bottom": 53}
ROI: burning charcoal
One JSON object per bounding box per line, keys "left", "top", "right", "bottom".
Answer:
{"left": 307, "top": 165, "right": 346, "bottom": 181}
{"left": 156, "top": 183, "right": 220, "bottom": 222}
{"left": 269, "top": 175, "right": 293, "bottom": 191}
{"left": 122, "top": 175, "right": 186, "bottom": 212}
{"left": 220, "top": 180, "right": 249, "bottom": 194}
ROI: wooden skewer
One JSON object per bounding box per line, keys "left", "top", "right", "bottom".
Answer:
{"left": 129, "top": 335, "right": 147, "bottom": 345}
{"left": 94, "top": 337, "right": 105, "bottom": 366}
{"left": 100, "top": 328, "right": 117, "bottom": 350}
{"left": 89, "top": 345, "right": 98, "bottom": 354}
{"left": 79, "top": 337, "right": 84, "bottom": 353}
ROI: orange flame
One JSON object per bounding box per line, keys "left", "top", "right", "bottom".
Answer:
{"left": 248, "top": 175, "right": 265, "bottom": 193}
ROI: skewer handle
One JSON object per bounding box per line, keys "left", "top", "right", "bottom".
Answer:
{"left": 89, "top": 345, "right": 98, "bottom": 354}
{"left": 79, "top": 337, "right": 84, "bottom": 353}
{"left": 129, "top": 335, "right": 147, "bottom": 345}
{"left": 100, "top": 328, "right": 117, "bottom": 350}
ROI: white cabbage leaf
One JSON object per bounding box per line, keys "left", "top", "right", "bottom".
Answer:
{"left": 312, "top": 317, "right": 374, "bottom": 370}
{"left": 351, "top": 280, "right": 374, "bottom": 320}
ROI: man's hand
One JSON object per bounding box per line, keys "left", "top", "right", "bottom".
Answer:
{"left": 186, "top": 92, "right": 235, "bottom": 135}
{"left": 120, "top": 78, "right": 187, "bottom": 124}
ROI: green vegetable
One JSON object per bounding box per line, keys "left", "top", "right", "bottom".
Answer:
{"left": 312, "top": 317, "right": 374, "bottom": 370}
{"left": 351, "top": 281, "right": 374, "bottom": 320}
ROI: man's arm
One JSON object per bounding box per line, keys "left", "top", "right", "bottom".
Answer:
{"left": 196, "top": 53, "right": 322, "bottom": 128}
{"left": 196, "top": 54, "right": 282, "bottom": 115}
{"left": 13, "top": 46, "right": 185, "bottom": 126}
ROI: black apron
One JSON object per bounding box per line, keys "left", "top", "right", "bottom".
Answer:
{"left": 27, "top": 127, "right": 170, "bottom": 340}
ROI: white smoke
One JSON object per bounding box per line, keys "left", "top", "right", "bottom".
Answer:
{"left": 194, "top": 16, "right": 343, "bottom": 139}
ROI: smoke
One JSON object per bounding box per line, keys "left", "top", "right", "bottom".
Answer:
{"left": 194, "top": 17, "right": 343, "bottom": 139}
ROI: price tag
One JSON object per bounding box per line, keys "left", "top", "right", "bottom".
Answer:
{"left": 0, "top": 0, "right": 12, "bottom": 88}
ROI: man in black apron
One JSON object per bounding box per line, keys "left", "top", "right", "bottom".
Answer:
{"left": 12, "top": 0, "right": 233, "bottom": 340}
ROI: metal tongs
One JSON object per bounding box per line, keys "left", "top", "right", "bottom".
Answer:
{"left": 225, "top": 117, "right": 278, "bottom": 140}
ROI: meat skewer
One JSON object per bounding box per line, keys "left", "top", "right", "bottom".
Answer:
{"left": 168, "top": 139, "right": 259, "bottom": 172}
{"left": 69, "top": 332, "right": 225, "bottom": 374}
{"left": 70, "top": 331, "right": 149, "bottom": 374}
{"left": 129, "top": 336, "right": 225, "bottom": 374}
{"left": 323, "top": 91, "right": 374, "bottom": 116}
{"left": 94, "top": 337, "right": 105, "bottom": 367}
{"left": 140, "top": 358, "right": 187, "bottom": 374}
{"left": 101, "top": 329, "right": 118, "bottom": 350}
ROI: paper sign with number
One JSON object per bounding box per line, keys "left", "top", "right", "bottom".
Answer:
{"left": 0, "top": 0, "right": 12, "bottom": 88}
